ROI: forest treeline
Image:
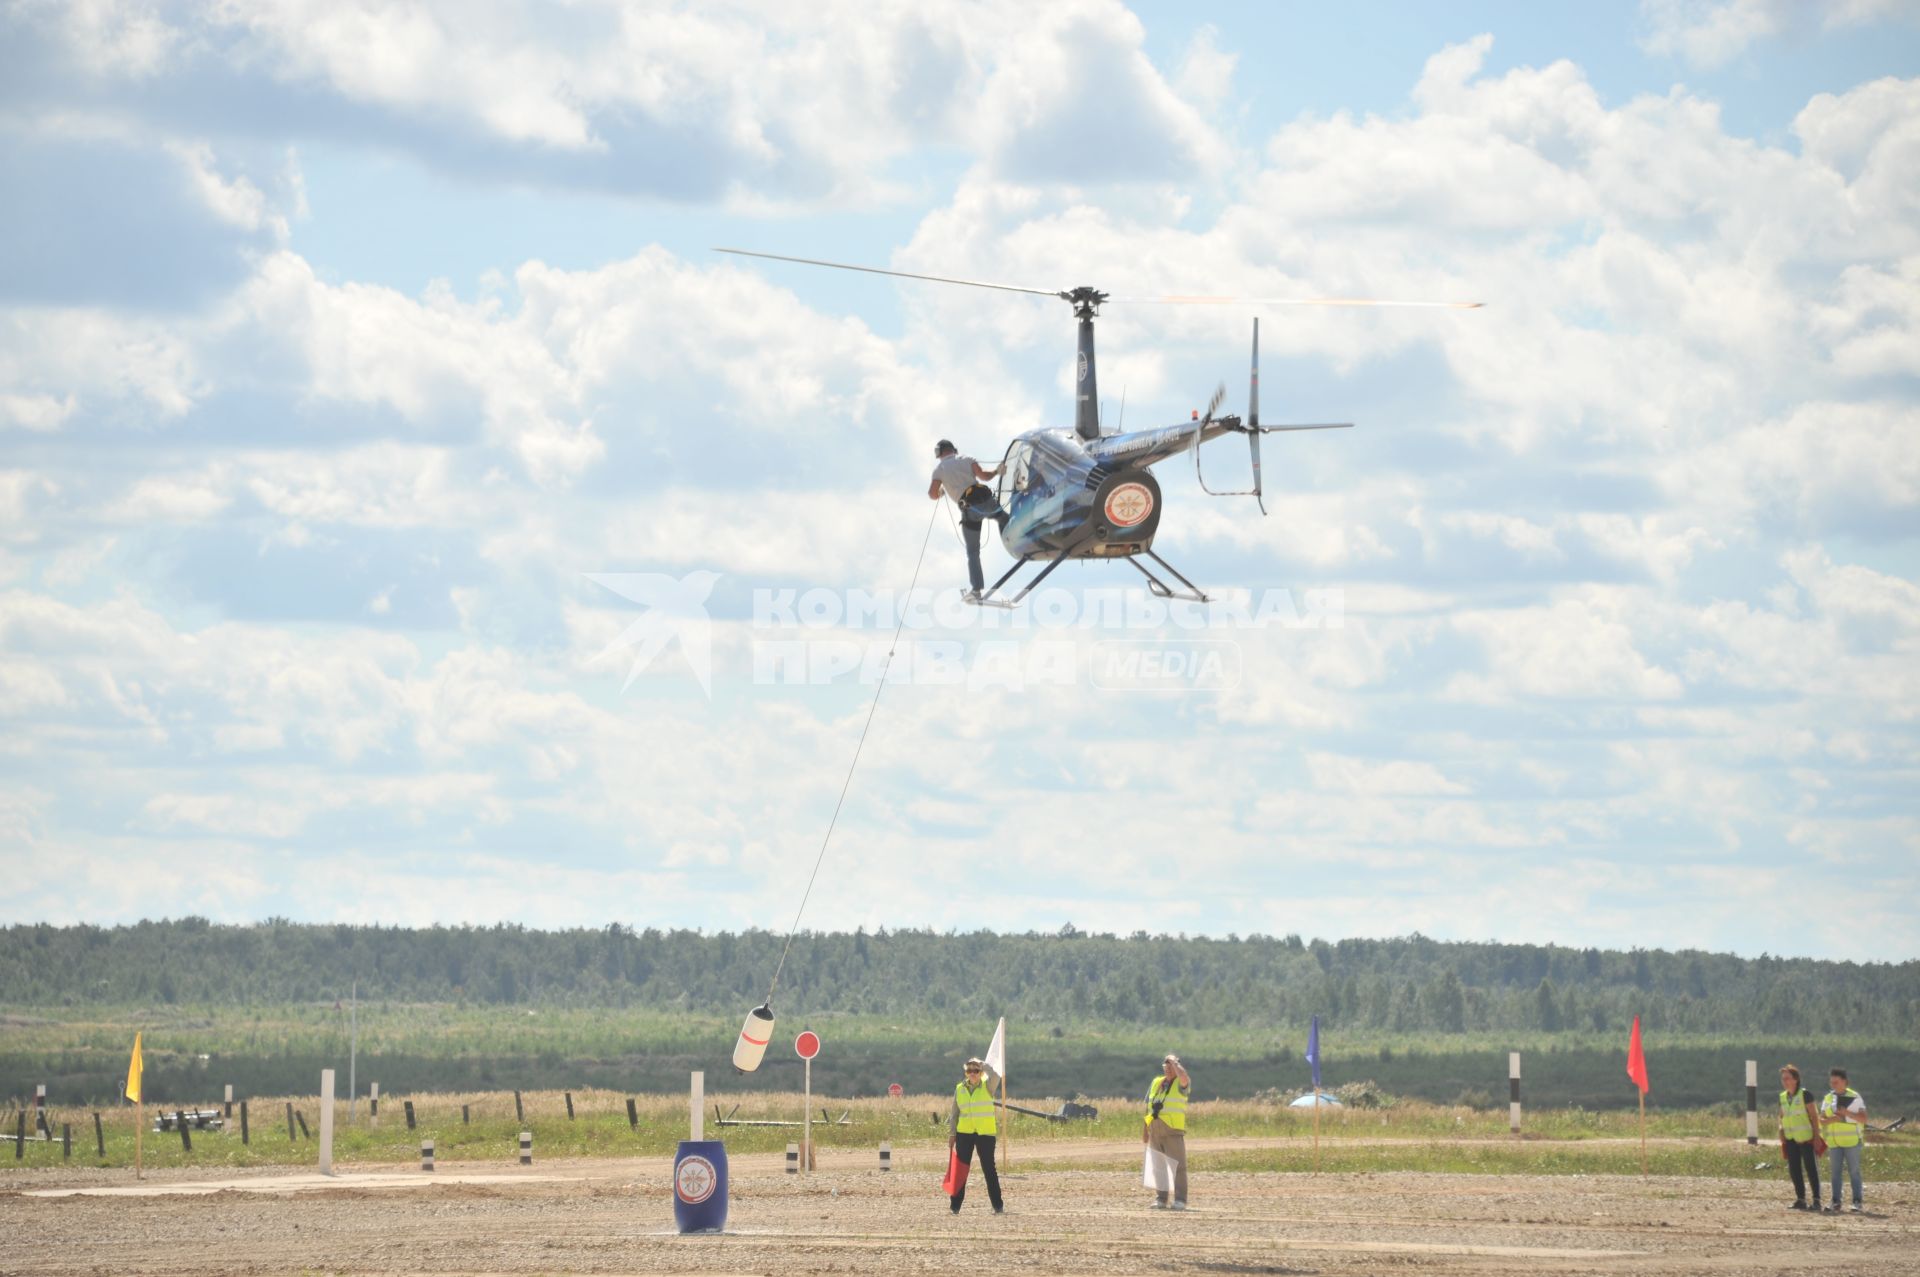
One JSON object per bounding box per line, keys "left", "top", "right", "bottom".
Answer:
{"left": 4, "top": 919, "right": 1915, "bottom": 1039}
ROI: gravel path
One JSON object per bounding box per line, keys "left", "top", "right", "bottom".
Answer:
{"left": 2, "top": 1148, "right": 1911, "bottom": 1276}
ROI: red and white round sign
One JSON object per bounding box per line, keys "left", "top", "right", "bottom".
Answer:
{"left": 675, "top": 1154, "right": 718, "bottom": 1204}
{"left": 1105, "top": 482, "right": 1153, "bottom": 528}
{"left": 795, "top": 1030, "right": 821, "bottom": 1060}
{"left": 888, "top": 1082, "right": 903, "bottom": 1098}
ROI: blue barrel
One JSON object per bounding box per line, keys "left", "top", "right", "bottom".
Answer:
{"left": 673, "top": 1140, "right": 728, "bottom": 1233}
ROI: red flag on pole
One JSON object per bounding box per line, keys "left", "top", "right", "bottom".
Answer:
{"left": 1625, "top": 1015, "right": 1649, "bottom": 1094}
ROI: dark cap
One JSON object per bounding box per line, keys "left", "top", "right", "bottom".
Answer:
{"left": 934, "top": 439, "right": 956, "bottom": 456}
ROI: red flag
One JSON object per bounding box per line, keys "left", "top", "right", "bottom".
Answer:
{"left": 1625, "top": 1015, "right": 1649, "bottom": 1095}
{"left": 940, "top": 1150, "right": 965, "bottom": 1195}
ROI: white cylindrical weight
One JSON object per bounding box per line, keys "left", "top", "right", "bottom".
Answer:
{"left": 733, "top": 1003, "right": 775, "bottom": 1073}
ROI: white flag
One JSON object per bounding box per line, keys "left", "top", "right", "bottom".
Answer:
{"left": 984, "top": 1016, "right": 1007, "bottom": 1078}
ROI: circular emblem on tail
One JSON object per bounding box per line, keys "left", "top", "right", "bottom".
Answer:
{"left": 1077, "top": 352, "right": 1089, "bottom": 383}
{"left": 1105, "top": 482, "right": 1153, "bottom": 528}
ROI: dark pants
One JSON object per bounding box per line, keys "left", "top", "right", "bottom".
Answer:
{"left": 951, "top": 1131, "right": 1003, "bottom": 1211}
{"left": 1785, "top": 1138, "right": 1821, "bottom": 1203}
{"left": 960, "top": 512, "right": 1009, "bottom": 593}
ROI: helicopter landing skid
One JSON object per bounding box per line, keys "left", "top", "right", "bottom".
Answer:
{"left": 1127, "top": 550, "right": 1210, "bottom": 604}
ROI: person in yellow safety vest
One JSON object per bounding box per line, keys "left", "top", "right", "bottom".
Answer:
{"left": 1820, "top": 1067, "right": 1867, "bottom": 1213}
{"left": 1776, "top": 1064, "right": 1824, "bottom": 1210}
{"left": 1142, "top": 1053, "right": 1191, "bottom": 1210}
{"left": 947, "top": 1057, "right": 1004, "bottom": 1215}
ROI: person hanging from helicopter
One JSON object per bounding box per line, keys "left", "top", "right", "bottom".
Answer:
{"left": 928, "top": 439, "right": 1007, "bottom": 600}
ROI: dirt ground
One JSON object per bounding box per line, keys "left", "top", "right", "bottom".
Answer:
{"left": 2, "top": 1141, "right": 1912, "bottom": 1277}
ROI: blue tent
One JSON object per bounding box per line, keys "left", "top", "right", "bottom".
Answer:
{"left": 1289, "top": 1093, "right": 1344, "bottom": 1108}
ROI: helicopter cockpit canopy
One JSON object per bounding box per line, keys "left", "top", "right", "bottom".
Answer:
{"left": 998, "top": 429, "right": 1084, "bottom": 507}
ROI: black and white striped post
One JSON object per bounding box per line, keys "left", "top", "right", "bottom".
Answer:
{"left": 34, "top": 1085, "right": 47, "bottom": 1136}
{"left": 519, "top": 1130, "right": 532, "bottom": 1166}
{"left": 224, "top": 1084, "right": 233, "bottom": 1118}
{"left": 1745, "top": 1060, "right": 1759, "bottom": 1145}
{"left": 1508, "top": 1052, "right": 1522, "bottom": 1136}
{"left": 421, "top": 1139, "right": 435, "bottom": 1172}
{"left": 785, "top": 1142, "right": 799, "bottom": 1174}
{"left": 370, "top": 1082, "right": 379, "bottom": 1127}
{"left": 878, "top": 1142, "right": 892, "bottom": 1172}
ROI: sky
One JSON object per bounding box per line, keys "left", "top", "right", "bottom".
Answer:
{"left": 1, "top": 0, "right": 1916, "bottom": 963}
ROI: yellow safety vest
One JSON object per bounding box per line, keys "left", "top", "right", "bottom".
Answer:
{"left": 955, "top": 1081, "right": 997, "bottom": 1136}
{"left": 1145, "top": 1075, "right": 1188, "bottom": 1131}
{"left": 1779, "top": 1089, "right": 1814, "bottom": 1142}
{"left": 1821, "top": 1089, "right": 1863, "bottom": 1148}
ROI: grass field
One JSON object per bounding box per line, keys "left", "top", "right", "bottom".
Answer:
{"left": 7, "top": 1003, "right": 1916, "bottom": 1112}
{"left": 6, "top": 1088, "right": 1917, "bottom": 1182}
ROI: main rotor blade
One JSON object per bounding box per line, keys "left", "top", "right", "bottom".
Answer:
{"left": 714, "top": 248, "right": 1062, "bottom": 299}
{"left": 1126, "top": 294, "right": 1484, "bottom": 309}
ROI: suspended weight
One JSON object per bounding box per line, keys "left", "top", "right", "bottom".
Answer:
{"left": 733, "top": 1003, "right": 775, "bottom": 1073}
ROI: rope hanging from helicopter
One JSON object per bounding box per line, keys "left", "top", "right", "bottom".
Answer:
{"left": 760, "top": 497, "right": 942, "bottom": 1007}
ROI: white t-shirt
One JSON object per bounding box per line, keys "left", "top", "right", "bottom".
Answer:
{"left": 931, "top": 454, "right": 979, "bottom": 505}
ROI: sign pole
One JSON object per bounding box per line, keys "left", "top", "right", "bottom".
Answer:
{"left": 134, "top": 1100, "right": 142, "bottom": 1180}
{"left": 1000, "top": 1069, "right": 1010, "bottom": 1169}
{"left": 691, "top": 1070, "right": 704, "bottom": 1142}
{"left": 803, "top": 1056, "right": 812, "bottom": 1174}
{"left": 1312, "top": 1087, "right": 1321, "bottom": 1173}
{"left": 1639, "top": 1091, "right": 1647, "bottom": 1178}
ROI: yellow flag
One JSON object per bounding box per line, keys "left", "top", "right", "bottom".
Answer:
{"left": 124, "top": 1032, "right": 143, "bottom": 1104}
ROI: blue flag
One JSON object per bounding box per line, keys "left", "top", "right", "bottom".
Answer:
{"left": 1305, "top": 1015, "right": 1322, "bottom": 1090}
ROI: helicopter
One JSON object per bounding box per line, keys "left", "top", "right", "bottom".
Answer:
{"left": 716, "top": 248, "right": 1480, "bottom": 606}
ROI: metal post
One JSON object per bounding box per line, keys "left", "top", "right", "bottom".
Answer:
{"left": 286, "top": 1102, "right": 296, "bottom": 1141}
{"left": 318, "top": 1068, "right": 335, "bottom": 1175}
{"left": 240, "top": 1102, "right": 249, "bottom": 1145}
{"left": 1745, "top": 1060, "right": 1759, "bottom": 1145}
{"left": 348, "top": 981, "right": 357, "bottom": 1124}
{"left": 514, "top": 1090, "right": 524, "bottom": 1122}
{"left": 690, "top": 1071, "right": 704, "bottom": 1141}
{"left": 626, "top": 1098, "right": 638, "bottom": 1130}
{"left": 62, "top": 1123, "right": 70, "bottom": 1160}
{"left": 176, "top": 1110, "right": 191, "bottom": 1152}
{"left": 93, "top": 1111, "right": 105, "bottom": 1158}
{"left": 1508, "top": 1052, "right": 1522, "bottom": 1136}
{"left": 565, "top": 1091, "right": 574, "bottom": 1120}
{"left": 803, "top": 1057, "right": 812, "bottom": 1173}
